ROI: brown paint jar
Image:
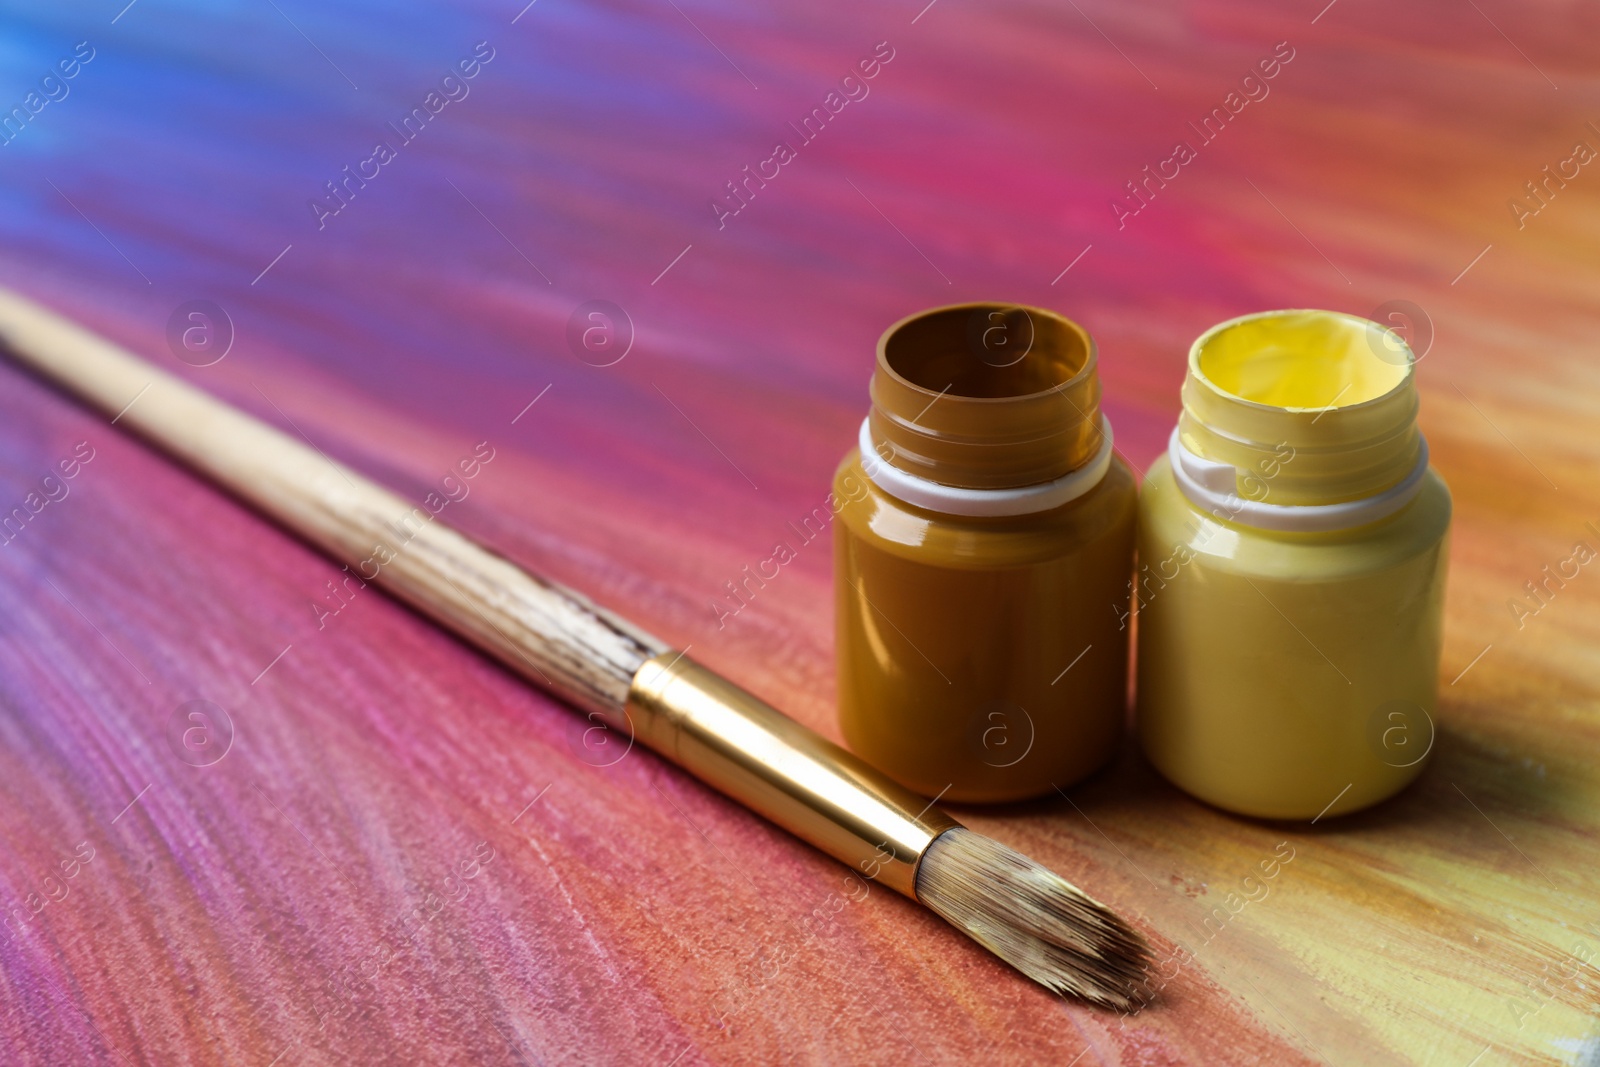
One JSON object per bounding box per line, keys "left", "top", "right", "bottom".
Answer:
{"left": 833, "top": 304, "right": 1136, "bottom": 802}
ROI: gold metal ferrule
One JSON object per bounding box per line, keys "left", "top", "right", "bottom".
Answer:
{"left": 623, "top": 652, "right": 962, "bottom": 897}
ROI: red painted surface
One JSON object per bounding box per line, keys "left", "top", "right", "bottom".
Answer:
{"left": 1, "top": 0, "right": 1596, "bottom": 1063}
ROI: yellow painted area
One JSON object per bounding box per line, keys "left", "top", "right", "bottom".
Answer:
{"left": 1135, "top": 455, "right": 1451, "bottom": 819}
{"left": 1195, "top": 310, "right": 1409, "bottom": 409}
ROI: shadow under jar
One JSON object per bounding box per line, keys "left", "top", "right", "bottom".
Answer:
{"left": 833, "top": 303, "right": 1136, "bottom": 803}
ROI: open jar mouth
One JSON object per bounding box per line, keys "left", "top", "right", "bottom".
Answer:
{"left": 881, "top": 304, "right": 1095, "bottom": 401}
{"left": 1191, "top": 309, "right": 1413, "bottom": 413}
{"left": 868, "top": 303, "right": 1106, "bottom": 491}
{"left": 1178, "top": 309, "right": 1423, "bottom": 508}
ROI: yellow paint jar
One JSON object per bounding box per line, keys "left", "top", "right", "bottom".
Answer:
{"left": 833, "top": 304, "right": 1136, "bottom": 803}
{"left": 1136, "top": 309, "right": 1451, "bottom": 820}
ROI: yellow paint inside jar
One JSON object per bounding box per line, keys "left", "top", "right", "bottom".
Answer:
{"left": 1136, "top": 309, "right": 1451, "bottom": 820}
{"left": 1194, "top": 310, "right": 1409, "bottom": 409}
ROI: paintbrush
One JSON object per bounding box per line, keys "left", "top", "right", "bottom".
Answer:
{"left": 0, "top": 287, "right": 1151, "bottom": 1008}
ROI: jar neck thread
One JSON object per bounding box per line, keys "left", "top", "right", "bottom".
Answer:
{"left": 1179, "top": 309, "right": 1424, "bottom": 508}
{"left": 861, "top": 416, "right": 1116, "bottom": 517}
{"left": 869, "top": 303, "right": 1105, "bottom": 491}
{"left": 1168, "top": 427, "right": 1429, "bottom": 532}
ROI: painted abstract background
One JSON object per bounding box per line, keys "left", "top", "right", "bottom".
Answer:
{"left": 0, "top": 0, "right": 1597, "bottom": 1063}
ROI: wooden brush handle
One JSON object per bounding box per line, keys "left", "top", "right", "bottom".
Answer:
{"left": 1, "top": 287, "right": 963, "bottom": 900}
{"left": 0, "top": 289, "right": 1153, "bottom": 1012}
{"left": 0, "top": 289, "right": 668, "bottom": 716}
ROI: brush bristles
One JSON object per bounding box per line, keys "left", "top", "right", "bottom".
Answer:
{"left": 915, "top": 828, "right": 1152, "bottom": 1010}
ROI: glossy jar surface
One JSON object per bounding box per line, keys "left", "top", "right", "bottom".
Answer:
{"left": 834, "top": 303, "right": 1135, "bottom": 803}
{"left": 1135, "top": 309, "right": 1451, "bottom": 820}
{"left": 834, "top": 452, "right": 1135, "bottom": 802}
